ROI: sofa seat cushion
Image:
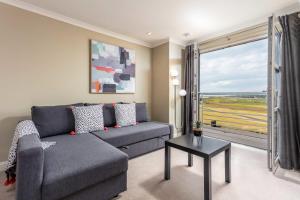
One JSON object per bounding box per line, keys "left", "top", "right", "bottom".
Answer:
{"left": 91, "top": 121, "right": 171, "bottom": 147}
{"left": 41, "top": 134, "right": 128, "bottom": 200}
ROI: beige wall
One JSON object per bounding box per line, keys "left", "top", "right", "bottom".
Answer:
{"left": 0, "top": 3, "right": 152, "bottom": 161}
{"left": 151, "top": 42, "right": 184, "bottom": 136}
{"left": 151, "top": 43, "right": 169, "bottom": 123}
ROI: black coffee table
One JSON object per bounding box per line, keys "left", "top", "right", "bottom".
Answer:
{"left": 164, "top": 134, "right": 231, "bottom": 200}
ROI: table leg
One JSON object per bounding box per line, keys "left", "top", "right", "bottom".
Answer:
{"left": 225, "top": 146, "right": 231, "bottom": 183}
{"left": 204, "top": 157, "right": 212, "bottom": 200}
{"left": 188, "top": 153, "right": 193, "bottom": 167}
{"left": 164, "top": 145, "right": 171, "bottom": 180}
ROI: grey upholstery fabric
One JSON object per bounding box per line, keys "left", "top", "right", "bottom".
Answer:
{"left": 135, "top": 103, "right": 148, "bottom": 122}
{"left": 278, "top": 13, "right": 300, "bottom": 170}
{"left": 62, "top": 173, "right": 127, "bottom": 200}
{"left": 103, "top": 104, "right": 117, "bottom": 127}
{"left": 32, "top": 103, "right": 84, "bottom": 138}
{"left": 91, "top": 122, "right": 172, "bottom": 147}
{"left": 16, "top": 134, "right": 44, "bottom": 200}
{"left": 120, "top": 135, "right": 169, "bottom": 158}
{"left": 168, "top": 123, "right": 174, "bottom": 139}
{"left": 41, "top": 134, "right": 128, "bottom": 200}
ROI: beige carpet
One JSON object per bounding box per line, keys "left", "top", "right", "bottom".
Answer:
{"left": 1, "top": 144, "right": 300, "bottom": 200}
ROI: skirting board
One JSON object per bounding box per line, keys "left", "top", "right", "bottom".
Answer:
{"left": 0, "top": 161, "right": 8, "bottom": 172}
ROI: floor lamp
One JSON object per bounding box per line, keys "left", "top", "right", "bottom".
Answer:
{"left": 171, "top": 69, "right": 186, "bottom": 131}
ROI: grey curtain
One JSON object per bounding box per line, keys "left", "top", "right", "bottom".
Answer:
{"left": 278, "top": 13, "right": 300, "bottom": 170}
{"left": 183, "top": 45, "right": 194, "bottom": 135}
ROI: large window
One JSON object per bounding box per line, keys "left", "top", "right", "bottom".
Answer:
{"left": 199, "top": 39, "right": 268, "bottom": 134}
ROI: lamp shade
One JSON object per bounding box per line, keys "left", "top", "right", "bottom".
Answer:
{"left": 179, "top": 89, "right": 187, "bottom": 96}
{"left": 170, "top": 69, "right": 179, "bottom": 77}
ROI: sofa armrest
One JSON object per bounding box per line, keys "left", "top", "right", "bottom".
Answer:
{"left": 16, "top": 134, "right": 44, "bottom": 200}
{"left": 150, "top": 121, "right": 174, "bottom": 139}
{"left": 168, "top": 124, "right": 174, "bottom": 139}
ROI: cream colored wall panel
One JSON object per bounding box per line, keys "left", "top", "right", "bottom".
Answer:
{"left": 151, "top": 43, "right": 169, "bottom": 123}
{"left": 0, "top": 3, "right": 152, "bottom": 161}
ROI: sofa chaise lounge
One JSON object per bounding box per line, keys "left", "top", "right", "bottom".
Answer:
{"left": 16, "top": 103, "right": 173, "bottom": 200}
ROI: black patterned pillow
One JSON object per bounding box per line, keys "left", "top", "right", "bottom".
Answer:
{"left": 72, "top": 104, "right": 104, "bottom": 134}
{"left": 115, "top": 103, "right": 136, "bottom": 127}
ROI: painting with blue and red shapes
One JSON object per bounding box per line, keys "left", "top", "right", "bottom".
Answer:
{"left": 90, "top": 40, "right": 136, "bottom": 93}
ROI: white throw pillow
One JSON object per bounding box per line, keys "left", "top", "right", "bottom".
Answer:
{"left": 72, "top": 104, "right": 104, "bottom": 134}
{"left": 115, "top": 103, "right": 136, "bottom": 127}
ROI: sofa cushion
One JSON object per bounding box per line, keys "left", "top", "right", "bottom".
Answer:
{"left": 115, "top": 103, "right": 136, "bottom": 127}
{"left": 31, "top": 103, "right": 84, "bottom": 138}
{"left": 41, "top": 134, "right": 128, "bottom": 200}
{"left": 72, "top": 104, "right": 104, "bottom": 134}
{"left": 91, "top": 121, "right": 171, "bottom": 147}
{"left": 85, "top": 103, "right": 148, "bottom": 126}
{"left": 136, "top": 103, "right": 148, "bottom": 122}
{"left": 85, "top": 103, "right": 117, "bottom": 127}
{"left": 103, "top": 104, "right": 117, "bottom": 127}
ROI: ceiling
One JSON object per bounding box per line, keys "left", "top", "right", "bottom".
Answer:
{"left": 5, "top": 0, "right": 298, "bottom": 47}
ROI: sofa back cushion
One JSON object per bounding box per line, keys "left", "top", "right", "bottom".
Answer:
{"left": 103, "top": 104, "right": 117, "bottom": 127}
{"left": 31, "top": 103, "right": 84, "bottom": 138}
{"left": 135, "top": 103, "right": 148, "bottom": 122}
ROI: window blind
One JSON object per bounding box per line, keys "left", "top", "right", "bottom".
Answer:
{"left": 198, "top": 23, "right": 268, "bottom": 53}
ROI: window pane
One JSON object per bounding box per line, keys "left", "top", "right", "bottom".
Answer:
{"left": 199, "top": 39, "right": 268, "bottom": 134}
{"left": 200, "top": 39, "right": 267, "bottom": 93}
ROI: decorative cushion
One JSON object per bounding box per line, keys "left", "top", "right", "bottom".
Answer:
{"left": 135, "top": 103, "right": 148, "bottom": 122}
{"left": 85, "top": 103, "right": 116, "bottom": 127}
{"left": 115, "top": 103, "right": 136, "bottom": 127}
{"left": 72, "top": 104, "right": 104, "bottom": 134}
{"left": 118, "top": 102, "right": 148, "bottom": 123}
{"left": 31, "top": 103, "right": 84, "bottom": 138}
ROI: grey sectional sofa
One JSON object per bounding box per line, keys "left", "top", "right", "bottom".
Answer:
{"left": 16, "top": 103, "right": 173, "bottom": 200}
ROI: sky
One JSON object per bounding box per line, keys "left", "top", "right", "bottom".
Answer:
{"left": 200, "top": 39, "right": 268, "bottom": 93}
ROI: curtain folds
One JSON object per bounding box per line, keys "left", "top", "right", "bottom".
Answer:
{"left": 183, "top": 45, "right": 194, "bottom": 135}
{"left": 278, "top": 13, "right": 300, "bottom": 170}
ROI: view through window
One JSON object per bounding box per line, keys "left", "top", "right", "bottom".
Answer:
{"left": 199, "top": 39, "right": 268, "bottom": 135}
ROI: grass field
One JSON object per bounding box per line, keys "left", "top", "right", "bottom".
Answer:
{"left": 201, "top": 97, "right": 267, "bottom": 134}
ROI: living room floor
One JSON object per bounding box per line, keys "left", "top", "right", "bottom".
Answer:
{"left": 1, "top": 143, "right": 300, "bottom": 200}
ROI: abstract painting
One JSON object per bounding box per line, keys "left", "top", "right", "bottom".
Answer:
{"left": 90, "top": 40, "right": 136, "bottom": 93}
